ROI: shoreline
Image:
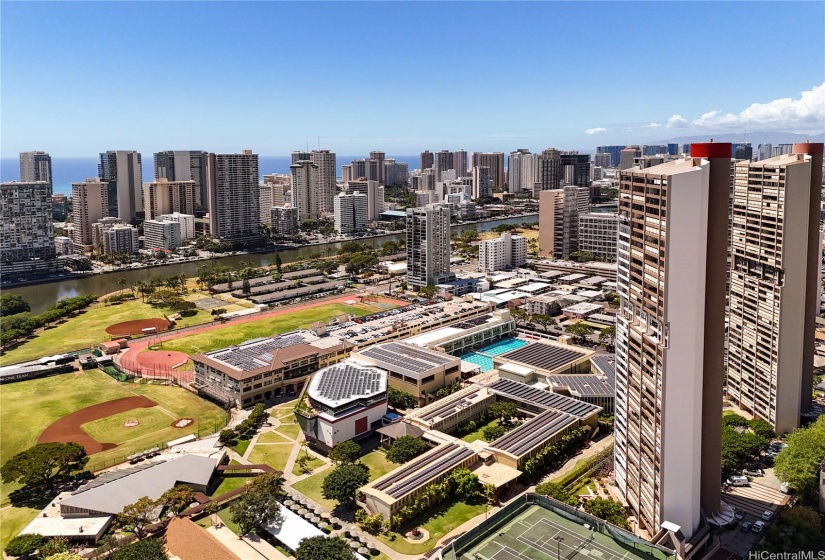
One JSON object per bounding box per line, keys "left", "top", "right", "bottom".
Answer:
{"left": 1, "top": 213, "right": 538, "bottom": 289}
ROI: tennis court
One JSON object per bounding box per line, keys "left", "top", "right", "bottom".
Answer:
{"left": 459, "top": 505, "right": 662, "bottom": 560}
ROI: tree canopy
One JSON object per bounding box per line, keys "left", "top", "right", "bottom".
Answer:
{"left": 295, "top": 536, "right": 353, "bottom": 560}
{"left": 4, "top": 533, "right": 44, "bottom": 557}
{"left": 583, "top": 497, "right": 630, "bottom": 529}
{"left": 0, "top": 293, "right": 30, "bottom": 316}
{"left": 229, "top": 474, "right": 284, "bottom": 536}
{"left": 487, "top": 401, "right": 517, "bottom": 422}
{"left": 110, "top": 538, "right": 168, "bottom": 560}
{"left": 535, "top": 482, "right": 578, "bottom": 506}
{"left": 774, "top": 415, "right": 825, "bottom": 504}
{"left": 117, "top": 496, "right": 157, "bottom": 539}
{"left": 328, "top": 440, "right": 361, "bottom": 465}
{"left": 386, "top": 436, "right": 427, "bottom": 464}
{"left": 321, "top": 462, "right": 370, "bottom": 506}
{"left": 1, "top": 442, "right": 88, "bottom": 488}
{"left": 387, "top": 387, "right": 416, "bottom": 409}
{"left": 158, "top": 485, "right": 196, "bottom": 515}
{"left": 564, "top": 322, "right": 595, "bottom": 343}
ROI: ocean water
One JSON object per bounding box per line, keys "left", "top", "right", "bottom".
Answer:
{"left": 1, "top": 154, "right": 421, "bottom": 197}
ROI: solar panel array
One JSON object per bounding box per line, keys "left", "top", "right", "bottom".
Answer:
{"left": 73, "top": 461, "right": 163, "bottom": 494}
{"left": 208, "top": 334, "right": 306, "bottom": 370}
{"left": 373, "top": 443, "right": 475, "bottom": 498}
{"left": 547, "top": 374, "right": 614, "bottom": 397}
{"left": 488, "top": 409, "right": 578, "bottom": 456}
{"left": 359, "top": 342, "right": 455, "bottom": 374}
{"left": 590, "top": 355, "right": 616, "bottom": 389}
{"left": 313, "top": 364, "right": 385, "bottom": 402}
{"left": 487, "top": 378, "right": 602, "bottom": 419}
{"left": 453, "top": 315, "right": 492, "bottom": 329}
{"left": 499, "top": 342, "right": 586, "bottom": 372}
{"left": 418, "top": 386, "right": 483, "bottom": 423}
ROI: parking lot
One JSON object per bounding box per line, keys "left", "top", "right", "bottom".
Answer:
{"left": 719, "top": 480, "right": 789, "bottom": 557}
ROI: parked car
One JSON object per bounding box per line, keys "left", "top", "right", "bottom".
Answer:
{"left": 740, "top": 522, "right": 752, "bottom": 533}
{"left": 727, "top": 475, "right": 749, "bottom": 487}
{"left": 742, "top": 468, "right": 764, "bottom": 477}
{"left": 752, "top": 521, "right": 766, "bottom": 534}
{"left": 780, "top": 482, "right": 792, "bottom": 495}
{"left": 761, "top": 510, "right": 774, "bottom": 521}
{"left": 734, "top": 510, "right": 746, "bottom": 521}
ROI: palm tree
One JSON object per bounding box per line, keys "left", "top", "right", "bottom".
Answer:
{"left": 117, "top": 276, "right": 127, "bottom": 294}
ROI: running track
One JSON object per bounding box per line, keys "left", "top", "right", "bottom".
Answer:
{"left": 117, "top": 293, "right": 407, "bottom": 383}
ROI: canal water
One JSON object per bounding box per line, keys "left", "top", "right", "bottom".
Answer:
{"left": 9, "top": 215, "right": 537, "bottom": 314}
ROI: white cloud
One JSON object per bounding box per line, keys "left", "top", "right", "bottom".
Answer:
{"left": 646, "top": 122, "right": 662, "bottom": 128}
{"left": 585, "top": 127, "right": 607, "bottom": 135}
{"left": 666, "top": 114, "right": 689, "bottom": 128}
{"left": 665, "top": 83, "right": 825, "bottom": 132}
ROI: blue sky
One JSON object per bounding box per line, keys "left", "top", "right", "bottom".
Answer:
{"left": 2, "top": 1, "right": 823, "bottom": 157}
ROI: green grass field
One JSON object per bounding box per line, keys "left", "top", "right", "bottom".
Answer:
{"left": 247, "top": 443, "right": 293, "bottom": 473}
{"left": 82, "top": 407, "right": 175, "bottom": 444}
{"left": 0, "top": 506, "right": 40, "bottom": 551}
{"left": 377, "top": 499, "right": 487, "bottom": 555}
{"left": 292, "top": 454, "right": 325, "bottom": 476}
{"left": 258, "top": 431, "right": 292, "bottom": 443}
{"left": 161, "top": 303, "right": 378, "bottom": 356}
{"left": 0, "top": 298, "right": 212, "bottom": 365}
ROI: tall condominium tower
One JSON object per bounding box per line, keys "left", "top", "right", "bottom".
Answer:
{"left": 334, "top": 191, "right": 368, "bottom": 234}
{"left": 536, "top": 185, "right": 590, "bottom": 259}
{"left": 153, "top": 151, "right": 209, "bottom": 210}
{"left": 597, "top": 145, "right": 626, "bottom": 167}
{"left": 406, "top": 204, "right": 452, "bottom": 289}
{"left": 0, "top": 181, "right": 57, "bottom": 276}
{"left": 470, "top": 152, "right": 505, "bottom": 192}
{"left": 434, "top": 150, "right": 454, "bottom": 182}
{"left": 291, "top": 160, "right": 320, "bottom": 221}
{"left": 472, "top": 166, "right": 492, "bottom": 199}
{"left": 143, "top": 178, "right": 197, "bottom": 220}
{"left": 291, "top": 151, "right": 311, "bottom": 164}
{"left": 369, "top": 151, "right": 386, "bottom": 185}
{"left": 71, "top": 178, "right": 109, "bottom": 251}
{"left": 206, "top": 151, "right": 260, "bottom": 241}
{"left": 420, "top": 150, "right": 434, "bottom": 171}
{"left": 98, "top": 150, "right": 143, "bottom": 221}
{"left": 619, "top": 146, "right": 641, "bottom": 170}
{"left": 310, "top": 150, "right": 337, "bottom": 213}
{"left": 508, "top": 149, "right": 538, "bottom": 194}
{"left": 19, "top": 151, "right": 53, "bottom": 187}
{"left": 614, "top": 143, "right": 730, "bottom": 541}
{"left": 454, "top": 150, "right": 468, "bottom": 178}
{"left": 365, "top": 180, "right": 384, "bottom": 221}
{"left": 561, "top": 152, "right": 592, "bottom": 188}
{"left": 594, "top": 152, "right": 613, "bottom": 168}
{"left": 538, "top": 148, "right": 563, "bottom": 191}
{"left": 725, "top": 143, "right": 823, "bottom": 434}
{"left": 384, "top": 159, "right": 409, "bottom": 187}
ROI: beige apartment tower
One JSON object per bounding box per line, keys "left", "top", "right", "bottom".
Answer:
{"left": 725, "top": 142, "right": 823, "bottom": 435}
{"left": 614, "top": 143, "right": 730, "bottom": 541}
{"left": 71, "top": 178, "right": 109, "bottom": 251}
{"left": 143, "top": 178, "right": 197, "bottom": 220}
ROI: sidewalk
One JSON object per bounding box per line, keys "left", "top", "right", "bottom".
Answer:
{"left": 207, "top": 525, "right": 290, "bottom": 560}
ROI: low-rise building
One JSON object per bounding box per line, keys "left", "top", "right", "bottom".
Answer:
{"left": 192, "top": 330, "right": 353, "bottom": 407}
{"left": 478, "top": 232, "right": 527, "bottom": 272}
{"left": 270, "top": 205, "right": 299, "bottom": 236}
{"left": 404, "top": 310, "right": 516, "bottom": 355}
{"left": 526, "top": 295, "right": 563, "bottom": 316}
{"left": 405, "top": 384, "right": 495, "bottom": 432}
{"left": 493, "top": 340, "right": 594, "bottom": 379}
{"left": 54, "top": 236, "right": 74, "bottom": 255}
{"left": 296, "top": 361, "right": 388, "bottom": 450}
{"left": 144, "top": 219, "right": 182, "bottom": 250}
{"left": 94, "top": 220, "right": 138, "bottom": 255}
{"left": 562, "top": 302, "right": 604, "bottom": 319}
{"left": 158, "top": 212, "right": 195, "bottom": 240}
{"left": 578, "top": 213, "right": 617, "bottom": 261}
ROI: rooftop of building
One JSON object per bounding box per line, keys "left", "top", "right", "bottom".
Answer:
{"left": 307, "top": 361, "right": 387, "bottom": 409}
{"left": 405, "top": 385, "right": 494, "bottom": 427}
{"left": 563, "top": 302, "right": 604, "bottom": 313}
{"left": 496, "top": 341, "right": 593, "bottom": 373}
{"left": 590, "top": 355, "right": 616, "bottom": 388}
{"left": 488, "top": 408, "right": 579, "bottom": 457}
{"left": 546, "top": 374, "right": 614, "bottom": 397}
{"left": 404, "top": 312, "right": 513, "bottom": 348}
{"left": 486, "top": 377, "right": 602, "bottom": 420}
{"left": 355, "top": 341, "right": 458, "bottom": 375}
{"left": 165, "top": 517, "right": 240, "bottom": 560}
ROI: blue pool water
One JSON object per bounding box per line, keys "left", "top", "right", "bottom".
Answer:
{"left": 460, "top": 338, "right": 529, "bottom": 372}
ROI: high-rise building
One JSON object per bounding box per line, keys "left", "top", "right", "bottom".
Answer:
{"left": 508, "top": 149, "right": 539, "bottom": 194}
{"left": 454, "top": 150, "right": 468, "bottom": 178}
{"left": 537, "top": 185, "right": 589, "bottom": 259}
{"left": 420, "top": 150, "right": 434, "bottom": 171}
{"left": 291, "top": 151, "right": 312, "bottom": 164}
{"left": 0, "top": 181, "right": 58, "bottom": 276}
{"left": 100, "top": 223, "right": 139, "bottom": 254}
{"left": 309, "top": 150, "right": 337, "bottom": 214}
{"left": 538, "top": 190, "right": 562, "bottom": 258}
{"left": 384, "top": 159, "right": 409, "bottom": 187}
{"left": 406, "top": 204, "right": 452, "bottom": 289}
{"left": 561, "top": 152, "right": 592, "bottom": 188}
{"left": 614, "top": 143, "right": 731, "bottom": 540}
{"left": 478, "top": 232, "right": 527, "bottom": 272}
{"left": 772, "top": 144, "right": 794, "bottom": 157}
{"left": 470, "top": 152, "right": 505, "bottom": 192}
{"left": 725, "top": 143, "right": 823, "bottom": 434}
{"left": 51, "top": 193, "right": 68, "bottom": 221}
{"left": 71, "top": 178, "right": 109, "bottom": 251}
{"left": 144, "top": 219, "right": 182, "bottom": 250}
{"left": 642, "top": 144, "right": 668, "bottom": 156}
{"left": 756, "top": 143, "right": 773, "bottom": 161}
{"left": 369, "top": 151, "right": 386, "bottom": 185}
{"left": 206, "top": 151, "right": 260, "bottom": 242}
{"left": 334, "top": 191, "right": 369, "bottom": 234}
{"left": 98, "top": 151, "right": 143, "bottom": 221}
{"left": 618, "top": 146, "right": 641, "bottom": 170}
{"left": 537, "top": 148, "right": 563, "bottom": 192}
{"left": 667, "top": 143, "right": 679, "bottom": 156}
{"left": 153, "top": 151, "right": 209, "bottom": 210}
{"left": 434, "top": 150, "right": 454, "bottom": 182}
{"left": 143, "top": 178, "right": 197, "bottom": 220}
{"left": 271, "top": 205, "right": 299, "bottom": 237}
{"left": 290, "top": 160, "right": 320, "bottom": 221}
{"left": 341, "top": 164, "right": 353, "bottom": 184}
{"left": 594, "top": 152, "right": 612, "bottom": 168}
{"left": 597, "top": 145, "right": 626, "bottom": 167}
{"left": 365, "top": 180, "right": 384, "bottom": 221}
{"left": 733, "top": 142, "right": 753, "bottom": 160}
{"left": 158, "top": 212, "right": 195, "bottom": 240}
{"left": 578, "top": 213, "right": 618, "bottom": 261}
{"left": 19, "top": 151, "right": 53, "bottom": 187}
{"left": 472, "top": 166, "right": 492, "bottom": 199}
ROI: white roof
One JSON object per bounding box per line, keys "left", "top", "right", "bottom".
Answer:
{"left": 499, "top": 363, "right": 533, "bottom": 376}
{"left": 518, "top": 282, "right": 552, "bottom": 293}
{"left": 405, "top": 326, "right": 463, "bottom": 347}
{"left": 263, "top": 504, "right": 324, "bottom": 551}
{"left": 563, "top": 302, "right": 603, "bottom": 313}
{"left": 22, "top": 516, "right": 111, "bottom": 539}
{"left": 576, "top": 290, "right": 603, "bottom": 299}
{"left": 558, "top": 273, "right": 586, "bottom": 282}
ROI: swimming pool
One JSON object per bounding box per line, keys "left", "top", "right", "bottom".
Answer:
{"left": 460, "top": 338, "right": 529, "bottom": 372}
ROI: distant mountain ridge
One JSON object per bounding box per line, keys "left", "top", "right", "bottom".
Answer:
{"left": 643, "top": 131, "right": 825, "bottom": 147}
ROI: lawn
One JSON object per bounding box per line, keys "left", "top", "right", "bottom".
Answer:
{"left": 208, "top": 475, "right": 252, "bottom": 497}
{"left": 0, "top": 506, "right": 40, "bottom": 551}
{"left": 247, "top": 443, "right": 293, "bottom": 473}
{"left": 161, "top": 303, "right": 377, "bottom": 356}
{"left": 82, "top": 407, "right": 176, "bottom": 444}
{"left": 0, "top": 369, "right": 227, "bottom": 471}
{"left": 196, "top": 506, "right": 241, "bottom": 535}
{"left": 361, "top": 450, "right": 397, "bottom": 481}
{"left": 377, "top": 499, "right": 487, "bottom": 555}
{"left": 232, "top": 438, "right": 252, "bottom": 456}
{"left": 1, "top": 298, "right": 211, "bottom": 365}
{"left": 292, "top": 454, "right": 326, "bottom": 476}
{"left": 460, "top": 418, "right": 500, "bottom": 443}
{"left": 276, "top": 423, "right": 301, "bottom": 440}
{"left": 258, "top": 431, "right": 292, "bottom": 443}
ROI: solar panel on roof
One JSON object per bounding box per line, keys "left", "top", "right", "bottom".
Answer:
{"left": 486, "top": 378, "right": 602, "bottom": 418}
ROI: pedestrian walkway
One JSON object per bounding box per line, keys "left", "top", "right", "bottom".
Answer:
{"left": 207, "top": 525, "right": 290, "bottom": 560}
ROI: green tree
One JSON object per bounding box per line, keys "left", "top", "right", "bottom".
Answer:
{"left": 535, "top": 482, "right": 577, "bottom": 506}
{"left": 511, "top": 308, "right": 529, "bottom": 327}
{"left": 531, "top": 313, "right": 556, "bottom": 334}
{"left": 43, "top": 552, "right": 84, "bottom": 560}
{"left": 386, "top": 436, "right": 427, "bottom": 464}
{"left": 758, "top": 506, "right": 825, "bottom": 553}
{"left": 598, "top": 325, "right": 616, "bottom": 349}
{"left": 158, "top": 485, "right": 196, "bottom": 515}
{"left": 418, "top": 285, "right": 437, "bottom": 299}
{"left": 487, "top": 401, "right": 517, "bottom": 423}
{"left": 219, "top": 429, "right": 236, "bottom": 445}
{"left": 38, "top": 536, "right": 70, "bottom": 558}
{"left": 322, "top": 462, "right": 370, "bottom": 506}
{"left": 774, "top": 415, "right": 825, "bottom": 503}
{"left": 355, "top": 509, "right": 384, "bottom": 534}
{"left": 274, "top": 253, "right": 283, "bottom": 273}
{"left": 482, "top": 424, "right": 506, "bottom": 441}
{"left": 229, "top": 473, "right": 284, "bottom": 536}
{"left": 4, "top": 533, "right": 44, "bottom": 557}
{"left": 0, "top": 293, "right": 30, "bottom": 316}
{"left": 328, "top": 440, "right": 361, "bottom": 465}
{"left": 583, "top": 497, "right": 630, "bottom": 529}
{"left": 564, "top": 322, "right": 595, "bottom": 343}
{"left": 749, "top": 418, "right": 777, "bottom": 440}
{"left": 1, "top": 442, "right": 88, "bottom": 489}
{"left": 295, "top": 536, "right": 353, "bottom": 560}
{"left": 388, "top": 387, "right": 416, "bottom": 409}
{"left": 110, "top": 538, "right": 168, "bottom": 560}
{"left": 450, "top": 468, "right": 480, "bottom": 500}
{"left": 117, "top": 496, "right": 157, "bottom": 539}
{"left": 603, "top": 292, "right": 620, "bottom": 305}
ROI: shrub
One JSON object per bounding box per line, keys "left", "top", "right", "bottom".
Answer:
{"left": 482, "top": 424, "right": 506, "bottom": 441}
{"left": 5, "top": 533, "right": 45, "bottom": 557}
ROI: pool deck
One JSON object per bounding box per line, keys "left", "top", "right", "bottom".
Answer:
{"left": 460, "top": 337, "right": 530, "bottom": 372}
